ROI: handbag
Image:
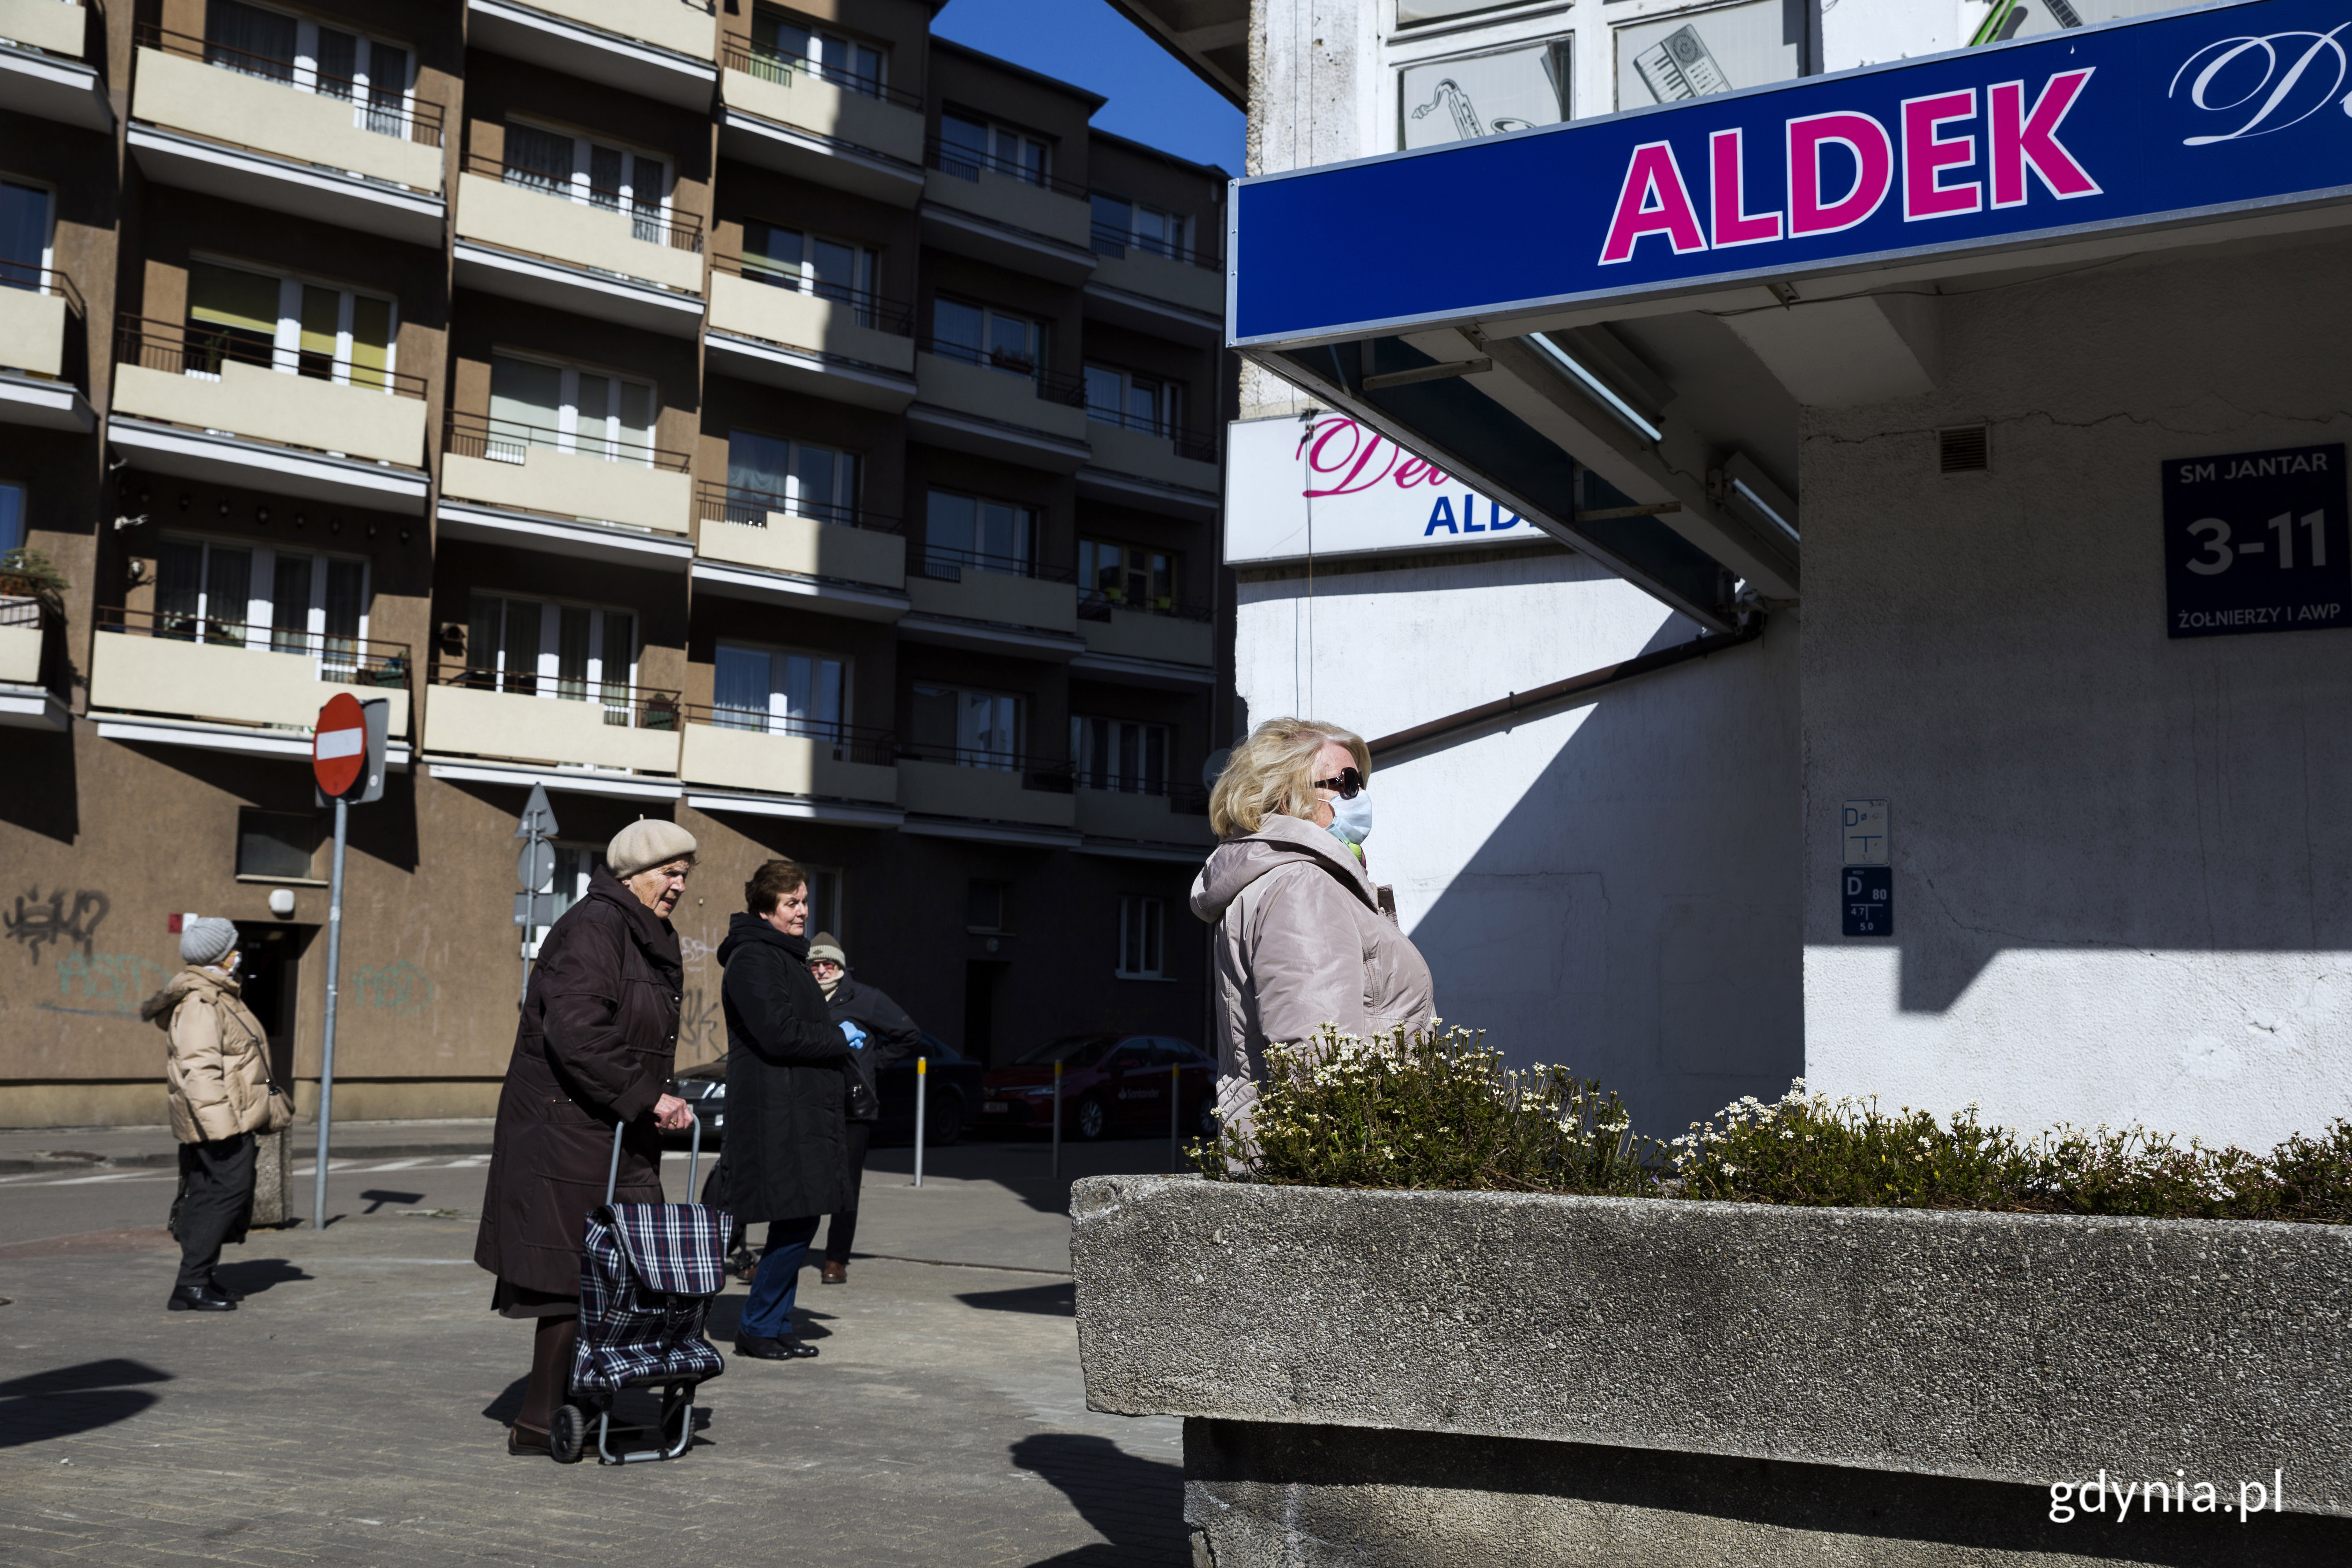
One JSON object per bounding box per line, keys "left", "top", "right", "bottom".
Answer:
{"left": 262, "top": 1083, "right": 296, "bottom": 1135}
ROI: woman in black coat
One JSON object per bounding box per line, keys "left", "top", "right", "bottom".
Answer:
{"left": 474, "top": 820, "right": 699, "bottom": 1456}
{"left": 715, "top": 858, "right": 854, "bottom": 1360}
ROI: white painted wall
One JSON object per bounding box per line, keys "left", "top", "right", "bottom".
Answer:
{"left": 1801, "top": 230, "right": 2352, "bottom": 1151}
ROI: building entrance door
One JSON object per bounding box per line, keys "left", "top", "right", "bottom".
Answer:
{"left": 231, "top": 921, "right": 309, "bottom": 1086}
{"left": 962, "top": 958, "right": 1009, "bottom": 1064}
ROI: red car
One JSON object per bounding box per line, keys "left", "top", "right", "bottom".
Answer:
{"left": 980, "top": 1034, "right": 1218, "bottom": 1142}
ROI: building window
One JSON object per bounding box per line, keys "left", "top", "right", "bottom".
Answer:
{"left": 714, "top": 641, "right": 846, "bottom": 739}
{"left": 487, "top": 353, "right": 658, "bottom": 466}
{"left": 203, "top": 0, "right": 414, "bottom": 138}
{"left": 2, "top": 179, "right": 53, "bottom": 290}
{"left": 236, "top": 808, "right": 320, "bottom": 880}
{"left": 1400, "top": 38, "right": 1571, "bottom": 149}
{"left": 0, "top": 480, "right": 23, "bottom": 556}
{"left": 747, "top": 6, "right": 889, "bottom": 96}
{"left": 1119, "top": 896, "right": 1165, "bottom": 979}
{"left": 938, "top": 110, "right": 1052, "bottom": 185}
{"left": 186, "top": 259, "right": 397, "bottom": 388}
{"left": 722, "top": 429, "right": 862, "bottom": 528}
{"left": 804, "top": 865, "right": 844, "bottom": 938}
{"left": 931, "top": 296, "right": 1044, "bottom": 381}
{"left": 502, "top": 121, "right": 669, "bottom": 242}
{"left": 1089, "top": 194, "right": 1191, "bottom": 262}
{"left": 522, "top": 842, "right": 605, "bottom": 953}
{"left": 966, "top": 878, "right": 1008, "bottom": 932}
{"left": 925, "top": 490, "right": 1035, "bottom": 579}
{"left": 912, "top": 684, "right": 1023, "bottom": 769}
{"left": 154, "top": 535, "right": 369, "bottom": 661}
{"left": 1083, "top": 365, "right": 1181, "bottom": 436}
{"left": 1615, "top": 4, "right": 1798, "bottom": 111}
{"left": 465, "top": 594, "right": 637, "bottom": 719}
{"left": 1074, "top": 717, "right": 1169, "bottom": 795}
{"left": 741, "top": 222, "right": 879, "bottom": 322}
{"left": 1079, "top": 539, "right": 1175, "bottom": 611}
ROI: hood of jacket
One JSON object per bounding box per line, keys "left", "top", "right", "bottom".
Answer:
{"left": 1191, "top": 812, "right": 1377, "bottom": 925}
{"left": 139, "top": 964, "right": 239, "bottom": 1028}
{"left": 718, "top": 910, "right": 808, "bottom": 968}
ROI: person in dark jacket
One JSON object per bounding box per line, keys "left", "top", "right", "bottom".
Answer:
{"left": 806, "top": 931, "right": 919, "bottom": 1285}
{"left": 475, "top": 819, "right": 699, "bottom": 1456}
{"left": 717, "top": 858, "right": 857, "bottom": 1361}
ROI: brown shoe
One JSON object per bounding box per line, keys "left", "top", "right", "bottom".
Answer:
{"left": 820, "top": 1259, "right": 847, "bottom": 1285}
{"left": 507, "top": 1422, "right": 551, "bottom": 1456}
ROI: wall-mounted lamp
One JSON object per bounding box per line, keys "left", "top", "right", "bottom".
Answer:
{"left": 1524, "top": 333, "right": 1664, "bottom": 443}
{"left": 268, "top": 888, "right": 297, "bottom": 917}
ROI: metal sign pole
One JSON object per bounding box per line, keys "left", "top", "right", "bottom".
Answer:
{"left": 311, "top": 795, "right": 348, "bottom": 1231}
{"left": 912, "top": 1057, "right": 927, "bottom": 1188}
{"left": 1169, "top": 1062, "right": 1180, "bottom": 1173}
{"left": 1051, "top": 1060, "right": 1062, "bottom": 1178}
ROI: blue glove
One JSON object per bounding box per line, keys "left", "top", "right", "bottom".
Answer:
{"left": 840, "top": 1020, "right": 867, "bottom": 1050}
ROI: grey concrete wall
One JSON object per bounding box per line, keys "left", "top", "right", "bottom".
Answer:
{"left": 1801, "top": 230, "right": 2352, "bottom": 1151}
{"left": 1071, "top": 1176, "right": 2352, "bottom": 1515}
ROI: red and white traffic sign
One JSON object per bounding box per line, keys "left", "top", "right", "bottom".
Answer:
{"left": 313, "top": 692, "right": 367, "bottom": 799}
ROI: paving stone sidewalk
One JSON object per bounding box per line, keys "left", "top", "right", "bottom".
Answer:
{"left": 0, "top": 1202, "right": 1187, "bottom": 1565}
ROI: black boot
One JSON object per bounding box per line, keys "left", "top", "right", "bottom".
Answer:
{"left": 167, "top": 1284, "right": 237, "bottom": 1312}
{"left": 733, "top": 1335, "right": 818, "bottom": 1360}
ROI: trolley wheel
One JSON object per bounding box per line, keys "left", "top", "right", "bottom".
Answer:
{"left": 549, "top": 1402, "right": 587, "bottom": 1464}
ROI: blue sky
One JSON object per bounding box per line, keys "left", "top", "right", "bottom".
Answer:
{"left": 932, "top": 0, "right": 1246, "bottom": 173}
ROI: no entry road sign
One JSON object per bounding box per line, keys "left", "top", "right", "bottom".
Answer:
{"left": 313, "top": 692, "right": 367, "bottom": 799}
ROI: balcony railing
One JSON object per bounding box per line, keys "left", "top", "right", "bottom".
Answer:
{"left": 116, "top": 312, "right": 428, "bottom": 398}
{"left": 680, "top": 706, "right": 897, "bottom": 765}
{"left": 1, "top": 262, "right": 87, "bottom": 315}
{"left": 431, "top": 661, "right": 682, "bottom": 731}
{"left": 136, "top": 23, "right": 445, "bottom": 148}
{"left": 917, "top": 338, "right": 1087, "bottom": 405}
{"left": 899, "top": 742, "right": 1076, "bottom": 792}
{"left": 710, "top": 253, "right": 913, "bottom": 334}
{"left": 1074, "top": 771, "right": 1211, "bottom": 811}
{"left": 910, "top": 545, "right": 1077, "bottom": 586}
{"left": 925, "top": 137, "right": 1087, "bottom": 200}
{"left": 695, "top": 480, "right": 899, "bottom": 534}
{"left": 462, "top": 152, "right": 704, "bottom": 253}
{"left": 1076, "top": 593, "right": 1214, "bottom": 623}
{"left": 722, "top": 42, "right": 922, "bottom": 111}
{"left": 1088, "top": 221, "right": 1218, "bottom": 271}
{"left": 444, "top": 410, "right": 693, "bottom": 472}
{"left": 0, "top": 594, "right": 51, "bottom": 629}
{"left": 1083, "top": 404, "right": 1220, "bottom": 462}
{"left": 96, "top": 606, "right": 412, "bottom": 688}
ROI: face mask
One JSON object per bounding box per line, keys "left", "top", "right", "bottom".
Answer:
{"left": 1326, "top": 790, "right": 1373, "bottom": 846}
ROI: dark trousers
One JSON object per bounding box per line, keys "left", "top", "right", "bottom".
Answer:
{"left": 740, "top": 1215, "right": 821, "bottom": 1340}
{"left": 174, "top": 1132, "right": 256, "bottom": 1290}
{"left": 825, "top": 1120, "right": 873, "bottom": 1264}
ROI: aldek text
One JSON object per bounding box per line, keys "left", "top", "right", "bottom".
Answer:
{"left": 1600, "top": 70, "right": 2097, "bottom": 265}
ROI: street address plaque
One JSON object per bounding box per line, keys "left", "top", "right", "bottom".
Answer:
{"left": 2163, "top": 444, "right": 2348, "bottom": 639}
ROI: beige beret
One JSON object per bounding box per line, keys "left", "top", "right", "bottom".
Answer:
{"left": 605, "top": 818, "right": 698, "bottom": 879}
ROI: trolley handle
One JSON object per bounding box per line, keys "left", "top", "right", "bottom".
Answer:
{"left": 605, "top": 1101, "right": 700, "bottom": 1206}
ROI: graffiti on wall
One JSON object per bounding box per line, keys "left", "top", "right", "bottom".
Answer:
{"left": 678, "top": 985, "right": 721, "bottom": 1067}
{"left": 5, "top": 887, "right": 111, "bottom": 965}
{"left": 351, "top": 960, "right": 434, "bottom": 1015}
{"left": 48, "top": 950, "right": 173, "bottom": 1016}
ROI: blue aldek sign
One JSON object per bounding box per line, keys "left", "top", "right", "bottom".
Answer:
{"left": 1232, "top": 0, "right": 2352, "bottom": 345}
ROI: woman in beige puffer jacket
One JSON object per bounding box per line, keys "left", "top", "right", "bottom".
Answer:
{"left": 140, "top": 916, "right": 275, "bottom": 1312}
{"left": 1190, "top": 718, "right": 1435, "bottom": 1153}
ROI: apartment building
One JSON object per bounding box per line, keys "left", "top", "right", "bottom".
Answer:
{"left": 0, "top": 0, "right": 1234, "bottom": 1126}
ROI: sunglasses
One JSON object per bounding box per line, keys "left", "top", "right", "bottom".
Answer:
{"left": 1313, "top": 767, "right": 1365, "bottom": 800}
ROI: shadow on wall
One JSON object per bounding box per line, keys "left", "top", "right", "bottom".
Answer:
{"left": 1398, "top": 614, "right": 1803, "bottom": 1140}
{"left": 1010, "top": 1431, "right": 1188, "bottom": 1568}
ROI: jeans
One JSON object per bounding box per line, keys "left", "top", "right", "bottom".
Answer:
{"left": 738, "top": 1214, "right": 820, "bottom": 1340}
{"left": 174, "top": 1132, "right": 256, "bottom": 1290}
{"left": 824, "top": 1121, "right": 873, "bottom": 1265}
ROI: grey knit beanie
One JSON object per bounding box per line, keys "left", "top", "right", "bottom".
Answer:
{"left": 807, "top": 932, "right": 847, "bottom": 969}
{"left": 605, "top": 817, "right": 698, "bottom": 879}
{"left": 180, "top": 916, "right": 237, "bottom": 967}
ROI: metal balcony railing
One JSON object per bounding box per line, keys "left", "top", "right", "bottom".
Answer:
{"left": 695, "top": 481, "right": 899, "bottom": 534}
{"left": 916, "top": 337, "right": 1087, "bottom": 406}
{"left": 135, "top": 23, "right": 445, "bottom": 148}
{"left": 116, "top": 312, "right": 428, "bottom": 398}
{"left": 910, "top": 545, "right": 1077, "bottom": 585}
{"left": 0, "top": 262, "right": 86, "bottom": 315}
{"left": 898, "top": 741, "right": 1076, "bottom": 793}
{"left": 96, "top": 606, "right": 412, "bottom": 688}
{"left": 722, "top": 42, "right": 923, "bottom": 111}
{"left": 1082, "top": 403, "right": 1220, "bottom": 462}
{"left": 1076, "top": 592, "right": 1214, "bottom": 623}
{"left": 709, "top": 254, "right": 913, "bottom": 334}
{"left": 679, "top": 706, "right": 898, "bottom": 766}
{"left": 462, "top": 152, "right": 705, "bottom": 253}
{"left": 925, "top": 137, "right": 1087, "bottom": 200}
{"left": 444, "top": 410, "right": 693, "bottom": 472}
{"left": 1088, "top": 220, "right": 1219, "bottom": 271}
{"left": 0, "top": 594, "right": 50, "bottom": 630}
{"left": 430, "top": 661, "right": 682, "bottom": 730}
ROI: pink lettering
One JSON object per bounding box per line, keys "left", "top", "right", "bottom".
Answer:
{"left": 1395, "top": 458, "right": 1429, "bottom": 487}
{"left": 1598, "top": 141, "right": 1708, "bottom": 266}
{"left": 1302, "top": 420, "right": 1398, "bottom": 497}
{"left": 1989, "top": 69, "right": 2099, "bottom": 208}
{"left": 1902, "top": 89, "right": 1981, "bottom": 220}
{"left": 1788, "top": 111, "right": 1893, "bottom": 237}
{"left": 1709, "top": 128, "right": 1782, "bottom": 248}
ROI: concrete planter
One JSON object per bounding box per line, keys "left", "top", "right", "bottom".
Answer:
{"left": 1072, "top": 1176, "right": 2352, "bottom": 1565}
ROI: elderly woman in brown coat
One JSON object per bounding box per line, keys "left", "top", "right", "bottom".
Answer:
{"left": 475, "top": 818, "right": 699, "bottom": 1457}
{"left": 1190, "top": 718, "right": 1436, "bottom": 1152}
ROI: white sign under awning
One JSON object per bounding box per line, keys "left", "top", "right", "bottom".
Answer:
{"left": 1222, "top": 414, "right": 1546, "bottom": 566}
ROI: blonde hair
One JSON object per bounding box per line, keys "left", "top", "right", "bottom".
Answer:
{"left": 1209, "top": 718, "right": 1371, "bottom": 839}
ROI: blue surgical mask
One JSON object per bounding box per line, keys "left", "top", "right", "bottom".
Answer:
{"left": 1326, "top": 790, "right": 1373, "bottom": 846}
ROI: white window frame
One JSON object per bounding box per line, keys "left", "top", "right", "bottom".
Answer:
{"left": 932, "top": 295, "right": 1044, "bottom": 379}
{"left": 488, "top": 351, "right": 660, "bottom": 467}
{"left": 206, "top": 1, "right": 418, "bottom": 135}
{"left": 1082, "top": 364, "right": 1182, "bottom": 436}
{"left": 1073, "top": 715, "right": 1172, "bottom": 796}
{"left": 153, "top": 532, "right": 373, "bottom": 659}
{"left": 503, "top": 117, "right": 673, "bottom": 229}
{"left": 939, "top": 110, "right": 1053, "bottom": 185}
{"left": 924, "top": 488, "right": 1036, "bottom": 578}
{"left": 753, "top": 8, "right": 890, "bottom": 96}
{"left": 741, "top": 221, "right": 878, "bottom": 320}
{"left": 1117, "top": 895, "right": 1166, "bottom": 980}
{"left": 1089, "top": 192, "right": 1191, "bottom": 262}
{"left": 467, "top": 592, "right": 640, "bottom": 709}
{"left": 712, "top": 639, "right": 851, "bottom": 738}
{"left": 911, "top": 682, "right": 1024, "bottom": 770}
{"left": 185, "top": 255, "right": 402, "bottom": 392}
{"left": 721, "top": 428, "right": 862, "bottom": 525}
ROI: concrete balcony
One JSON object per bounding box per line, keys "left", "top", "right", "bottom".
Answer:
{"left": 88, "top": 616, "right": 414, "bottom": 742}
{"left": 128, "top": 33, "right": 447, "bottom": 244}
{"left": 902, "top": 563, "right": 1084, "bottom": 661}
{"left": 1078, "top": 606, "right": 1213, "bottom": 668}
{"left": 468, "top": 0, "right": 716, "bottom": 110}
{"left": 704, "top": 270, "right": 917, "bottom": 411}
{"left": 922, "top": 154, "right": 1097, "bottom": 283}
{"left": 0, "top": 597, "right": 64, "bottom": 730}
{"left": 678, "top": 718, "right": 899, "bottom": 803}
{"left": 436, "top": 414, "right": 694, "bottom": 569}
{"left": 1078, "top": 420, "right": 1221, "bottom": 516}
{"left": 422, "top": 677, "right": 682, "bottom": 776}
{"left": 897, "top": 755, "right": 1077, "bottom": 830}
{"left": 1075, "top": 786, "right": 1216, "bottom": 850}
{"left": 718, "top": 48, "right": 925, "bottom": 206}
{"left": 2, "top": 0, "right": 85, "bottom": 55}
{"left": 692, "top": 488, "right": 909, "bottom": 623}
{"left": 0, "top": 1, "right": 110, "bottom": 132}
{"left": 908, "top": 351, "right": 1091, "bottom": 473}
{"left": 453, "top": 166, "right": 706, "bottom": 336}
{"left": 0, "top": 269, "right": 93, "bottom": 432}
{"left": 1089, "top": 244, "right": 1224, "bottom": 320}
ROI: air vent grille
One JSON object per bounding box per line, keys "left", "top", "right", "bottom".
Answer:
{"left": 1939, "top": 425, "right": 1990, "bottom": 474}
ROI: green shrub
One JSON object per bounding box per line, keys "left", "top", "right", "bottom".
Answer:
{"left": 1198, "top": 1028, "right": 2352, "bottom": 1224}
